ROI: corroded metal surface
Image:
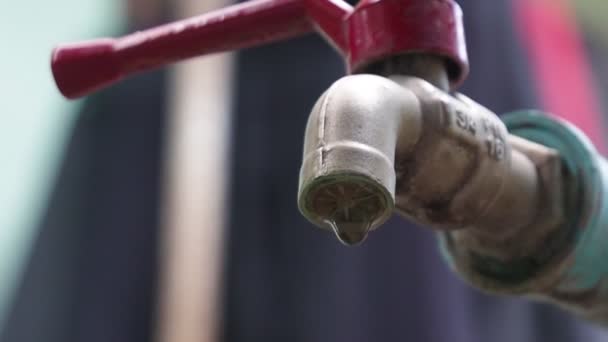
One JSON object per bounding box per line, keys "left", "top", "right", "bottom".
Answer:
{"left": 438, "top": 112, "right": 608, "bottom": 326}
{"left": 297, "top": 70, "right": 608, "bottom": 325}
{"left": 297, "top": 72, "right": 562, "bottom": 251}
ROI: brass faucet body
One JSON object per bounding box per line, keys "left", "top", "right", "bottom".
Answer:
{"left": 298, "top": 74, "right": 563, "bottom": 250}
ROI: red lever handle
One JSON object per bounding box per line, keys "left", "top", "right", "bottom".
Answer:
{"left": 52, "top": 39, "right": 121, "bottom": 99}
{"left": 52, "top": 0, "right": 468, "bottom": 99}
{"left": 51, "top": 0, "right": 316, "bottom": 99}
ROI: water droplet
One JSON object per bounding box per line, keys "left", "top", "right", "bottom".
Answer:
{"left": 326, "top": 220, "right": 372, "bottom": 246}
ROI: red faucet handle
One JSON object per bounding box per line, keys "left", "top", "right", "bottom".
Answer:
{"left": 52, "top": 39, "right": 122, "bottom": 99}
{"left": 50, "top": 0, "right": 469, "bottom": 99}
{"left": 347, "top": 0, "right": 469, "bottom": 87}
{"left": 50, "top": 0, "right": 331, "bottom": 99}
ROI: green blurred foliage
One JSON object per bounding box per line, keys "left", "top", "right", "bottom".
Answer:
{"left": 573, "top": 0, "right": 608, "bottom": 48}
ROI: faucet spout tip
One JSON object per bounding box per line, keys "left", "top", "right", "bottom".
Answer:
{"left": 298, "top": 174, "right": 394, "bottom": 244}
{"left": 327, "top": 219, "right": 370, "bottom": 246}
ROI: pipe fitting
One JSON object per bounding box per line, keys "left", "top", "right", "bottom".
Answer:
{"left": 389, "top": 77, "right": 539, "bottom": 232}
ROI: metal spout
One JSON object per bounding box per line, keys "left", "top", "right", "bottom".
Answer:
{"left": 298, "top": 74, "right": 423, "bottom": 238}
{"left": 298, "top": 73, "right": 563, "bottom": 249}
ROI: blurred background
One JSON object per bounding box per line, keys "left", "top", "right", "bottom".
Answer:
{"left": 1, "top": 0, "right": 608, "bottom": 341}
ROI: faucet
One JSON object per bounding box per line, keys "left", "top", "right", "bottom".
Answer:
{"left": 50, "top": 0, "right": 608, "bottom": 325}
{"left": 298, "top": 58, "right": 563, "bottom": 249}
